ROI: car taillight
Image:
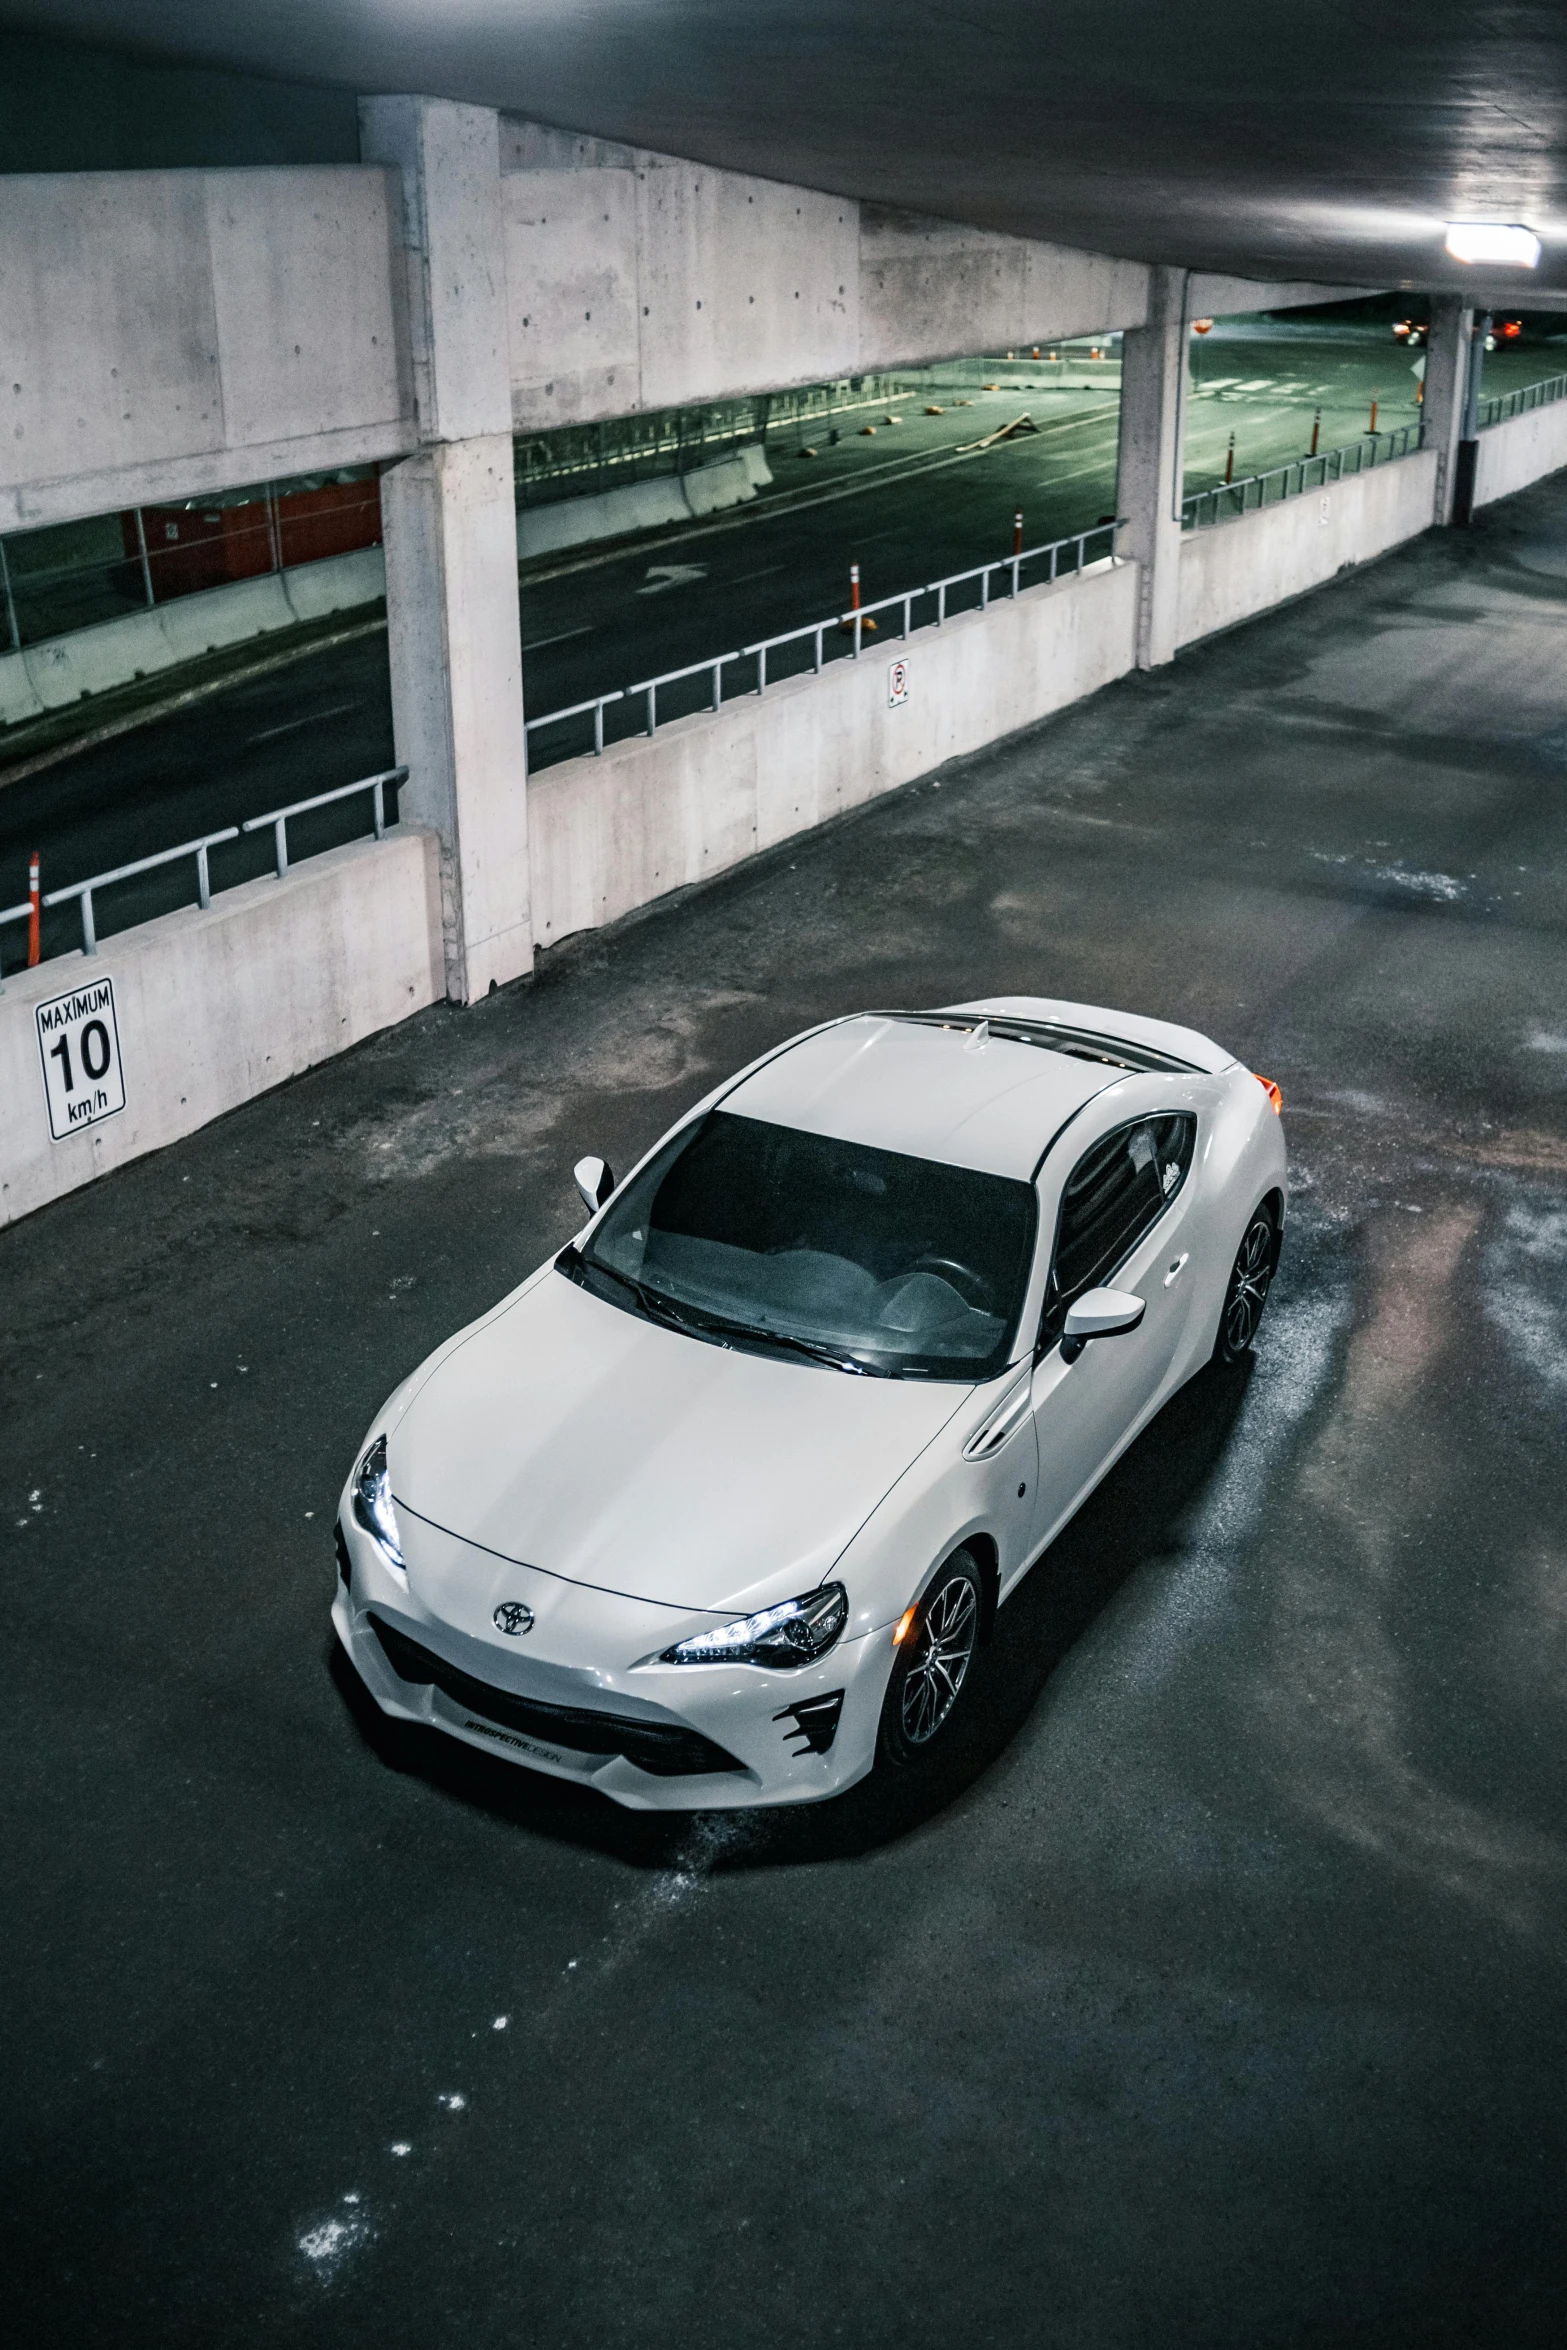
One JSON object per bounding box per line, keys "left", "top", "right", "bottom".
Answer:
{"left": 1254, "top": 1074, "right": 1283, "bottom": 1114}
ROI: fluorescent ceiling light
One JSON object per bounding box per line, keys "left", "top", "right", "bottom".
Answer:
{"left": 1444, "top": 221, "right": 1541, "bottom": 268}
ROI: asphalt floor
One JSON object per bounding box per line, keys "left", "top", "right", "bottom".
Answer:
{"left": 4, "top": 462, "right": 1567, "bottom": 2349}
{"left": 10, "top": 320, "right": 1562, "bottom": 961}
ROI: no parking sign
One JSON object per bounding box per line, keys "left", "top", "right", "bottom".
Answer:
{"left": 36, "top": 974, "right": 126, "bottom": 1141}
{"left": 888, "top": 657, "right": 911, "bottom": 708}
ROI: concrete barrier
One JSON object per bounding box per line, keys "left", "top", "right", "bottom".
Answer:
{"left": 1176, "top": 450, "right": 1439, "bottom": 647}
{"left": 0, "top": 825, "right": 442, "bottom": 1227}
{"left": 0, "top": 547, "right": 386, "bottom": 739}
{"left": 1474, "top": 399, "right": 1567, "bottom": 508}
{"left": 516, "top": 445, "right": 771, "bottom": 560}
{"left": 527, "top": 556, "right": 1139, "bottom": 944}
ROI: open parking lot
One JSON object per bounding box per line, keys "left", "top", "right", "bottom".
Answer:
{"left": 4, "top": 471, "right": 1566, "bottom": 2348}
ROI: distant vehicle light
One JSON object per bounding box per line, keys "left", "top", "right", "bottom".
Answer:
{"left": 1444, "top": 222, "right": 1541, "bottom": 269}
{"left": 1192, "top": 318, "right": 1214, "bottom": 334}
{"left": 1393, "top": 320, "right": 1410, "bottom": 337}
{"left": 1501, "top": 318, "right": 1523, "bottom": 338}
{"left": 1254, "top": 1075, "right": 1283, "bottom": 1115}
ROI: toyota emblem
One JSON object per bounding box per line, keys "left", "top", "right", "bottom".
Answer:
{"left": 492, "top": 1601, "right": 535, "bottom": 1637}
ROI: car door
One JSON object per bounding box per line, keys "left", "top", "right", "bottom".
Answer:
{"left": 1023, "top": 1108, "right": 1200, "bottom": 1560}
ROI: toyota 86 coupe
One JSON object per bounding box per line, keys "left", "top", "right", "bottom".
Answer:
{"left": 333, "top": 997, "right": 1286, "bottom": 1808}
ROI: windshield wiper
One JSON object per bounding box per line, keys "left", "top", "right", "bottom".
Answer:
{"left": 562, "top": 1249, "right": 886, "bottom": 1373}
{"left": 560, "top": 1249, "right": 699, "bottom": 1338}
{"left": 655, "top": 1301, "right": 888, "bottom": 1376}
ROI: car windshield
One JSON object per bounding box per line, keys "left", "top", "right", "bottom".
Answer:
{"left": 566, "top": 1110, "right": 1037, "bottom": 1380}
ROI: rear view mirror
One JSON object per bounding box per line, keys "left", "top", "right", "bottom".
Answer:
{"left": 574, "top": 1156, "right": 615, "bottom": 1214}
{"left": 1059, "top": 1286, "right": 1146, "bottom": 1364}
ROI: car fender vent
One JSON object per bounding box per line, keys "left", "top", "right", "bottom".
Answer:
{"left": 775, "top": 1692, "right": 844, "bottom": 1755}
{"left": 962, "top": 1372, "right": 1033, "bottom": 1460}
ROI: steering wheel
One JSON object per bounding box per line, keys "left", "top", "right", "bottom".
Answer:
{"left": 908, "top": 1255, "right": 991, "bottom": 1310}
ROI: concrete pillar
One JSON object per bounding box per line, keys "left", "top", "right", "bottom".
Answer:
{"left": 359, "top": 96, "right": 531, "bottom": 1002}
{"left": 1423, "top": 297, "right": 1474, "bottom": 526}
{"left": 1451, "top": 311, "right": 1492, "bottom": 528}
{"left": 1116, "top": 267, "right": 1189, "bottom": 669}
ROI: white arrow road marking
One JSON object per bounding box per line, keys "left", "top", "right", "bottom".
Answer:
{"left": 636, "top": 563, "right": 709, "bottom": 594}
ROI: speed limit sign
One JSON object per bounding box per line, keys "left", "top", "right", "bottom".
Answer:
{"left": 36, "top": 974, "right": 126, "bottom": 1141}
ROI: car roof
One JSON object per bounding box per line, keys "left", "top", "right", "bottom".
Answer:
{"left": 722, "top": 1013, "right": 1122, "bottom": 1180}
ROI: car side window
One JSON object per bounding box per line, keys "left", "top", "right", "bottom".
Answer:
{"left": 1041, "top": 1113, "right": 1197, "bottom": 1345}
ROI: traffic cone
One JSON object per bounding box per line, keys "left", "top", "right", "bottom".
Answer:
{"left": 27, "top": 851, "right": 40, "bottom": 966}
{"left": 840, "top": 561, "right": 877, "bottom": 635}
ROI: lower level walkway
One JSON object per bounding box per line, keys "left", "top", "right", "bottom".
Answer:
{"left": 4, "top": 472, "right": 1566, "bottom": 2348}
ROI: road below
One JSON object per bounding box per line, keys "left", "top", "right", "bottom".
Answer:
{"left": 2, "top": 320, "right": 1558, "bottom": 957}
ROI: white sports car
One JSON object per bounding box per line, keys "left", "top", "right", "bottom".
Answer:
{"left": 333, "top": 997, "right": 1285, "bottom": 1809}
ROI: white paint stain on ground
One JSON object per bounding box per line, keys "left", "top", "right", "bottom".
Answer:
{"left": 297, "top": 2199, "right": 370, "bottom": 2276}
{"left": 1370, "top": 865, "right": 1466, "bottom": 902}
{"left": 1309, "top": 851, "right": 1467, "bottom": 903}
{"left": 1483, "top": 1196, "right": 1567, "bottom": 1395}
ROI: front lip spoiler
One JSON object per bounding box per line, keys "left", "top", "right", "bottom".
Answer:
{"left": 366, "top": 1612, "right": 747, "bottom": 1777}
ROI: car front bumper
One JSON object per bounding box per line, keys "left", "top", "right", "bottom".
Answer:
{"left": 332, "top": 1507, "right": 890, "bottom": 1810}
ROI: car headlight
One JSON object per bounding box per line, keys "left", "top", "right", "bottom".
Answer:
{"left": 351, "top": 1433, "right": 404, "bottom": 1569}
{"left": 661, "top": 1583, "right": 847, "bottom": 1668}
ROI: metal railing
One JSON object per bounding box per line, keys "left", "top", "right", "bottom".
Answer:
{"left": 523, "top": 522, "right": 1121, "bottom": 769}
{"left": 1182, "top": 424, "right": 1426, "bottom": 531}
{"left": 240, "top": 766, "right": 402, "bottom": 878}
{"left": 23, "top": 765, "right": 406, "bottom": 963}
{"left": 44, "top": 824, "right": 240, "bottom": 955}
{"left": 1479, "top": 370, "right": 1567, "bottom": 430}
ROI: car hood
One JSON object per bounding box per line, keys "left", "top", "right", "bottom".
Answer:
{"left": 389, "top": 1266, "right": 968, "bottom": 1613}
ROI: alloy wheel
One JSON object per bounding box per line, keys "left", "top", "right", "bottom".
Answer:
{"left": 899, "top": 1571, "right": 980, "bottom": 1747}
{"left": 1221, "top": 1211, "right": 1275, "bottom": 1357}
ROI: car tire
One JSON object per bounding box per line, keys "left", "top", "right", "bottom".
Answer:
{"left": 1213, "top": 1203, "right": 1277, "bottom": 1364}
{"left": 877, "top": 1547, "right": 984, "bottom": 1768}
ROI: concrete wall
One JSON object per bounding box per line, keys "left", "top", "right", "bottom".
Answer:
{"left": 1474, "top": 398, "right": 1567, "bottom": 508}
{"left": 0, "top": 166, "right": 415, "bottom": 532}
{"left": 1176, "top": 450, "right": 1439, "bottom": 648}
{"left": 516, "top": 444, "right": 770, "bottom": 560}
{"left": 527, "top": 558, "right": 1139, "bottom": 944}
{"left": 0, "top": 546, "right": 385, "bottom": 731}
{"left": 499, "top": 117, "right": 1153, "bottom": 433}
{"left": 0, "top": 826, "right": 442, "bottom": 1227}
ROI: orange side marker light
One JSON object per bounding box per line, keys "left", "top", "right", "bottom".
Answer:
{"left": 892, "top": 1605, "right": 918, "bottom": 1648}
{"left": 1254, "top": 1074, "right": 1283, "bottom": 1114}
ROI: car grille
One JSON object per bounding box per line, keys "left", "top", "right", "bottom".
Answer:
{"left": 366, "top": 1612, "right": 745, "bottom": 1778}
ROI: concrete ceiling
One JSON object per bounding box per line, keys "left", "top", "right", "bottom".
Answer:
{"left": 8, "top": 1, "right": 1567, "bottom": 298}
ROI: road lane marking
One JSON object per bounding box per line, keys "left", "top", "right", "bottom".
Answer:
{"left": 725, "top": 564, "right": 786, "bottom": 585}
{"left": 248, "top": 702, "right": 359, "bottom": 743}
{"left": 636, "top": 563, "right": 709, "bottom": 595}
{"left": 523, "top": 625, "right": 595, "bottom": 651}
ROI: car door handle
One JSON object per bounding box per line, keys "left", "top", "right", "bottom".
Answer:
{"left": 1162, "top": 1253, "right": 1189, "bottom": 1287}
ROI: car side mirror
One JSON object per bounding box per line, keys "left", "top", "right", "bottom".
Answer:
{"left": 1059, "top": 1286, "right": 1146, "bottom": 1364}
{"left": 573, "top": 1156, "right": 615, "bottom": 1214}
